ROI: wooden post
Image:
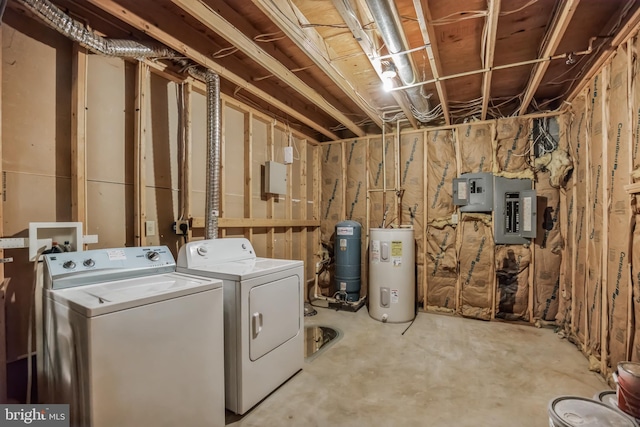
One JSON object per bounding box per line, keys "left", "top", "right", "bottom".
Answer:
{"left": 184, "top": 82, "right": 193, "bottom": 241}
{"left": 570, "top": 107, "right": 579, "bottom": 338}
{"left": 601, "top": 64, "right": 610, "bottom": 375}
{"left": 71, "top": 44, "right": 88, "bottom": 235}
{"left": 584, "top": 84, "right": 592, "bottom": 354}
{"left": 453, "top": 128, "right": 462, "bottom": 314}
{"left": 134, "top": 62, "right": 149, "bottom": 247}
{"left": 267, "top": 122, "right": 275, "bottom": 258}
{"left": 528, "top": 121, "right": 535, "bottom": 323}
{"left": 220, "top": 100, "right": 227, "bottom": 239}
{"left": 0, "top": 26, "right": 5, "bottom": 404}
{"left": 421, "top": 130, "right": 428, "bottom": 310}
{"left": 300, "top": 140, "right": 308, "bottom": 267}
{"left": 424, "top": 130, "right": 431, "bottom": 310}
{"left": 244, "top": 112, "right": 253, "bottom": 241}
{"left": 285, "top": 135, "right": 293, "bottom": 259}
{"left": 312, "top": 144, "right": 321, "bottom": 295}
{"left": 626, "top": 39, "right": 635, "bottom": 361}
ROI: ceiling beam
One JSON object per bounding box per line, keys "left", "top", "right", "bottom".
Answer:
{"left": 413, "top": 0, "right": 451, "bottom": 125}
{"left": 567, "top": 2, "right": 640, "bottom": 102}
{"left": 171, "top": 0, "right": 367, "bottom": 137}
{"left": 251, "top": 0, "right": 395, "bottom": 130}
{"left": 480, "top": 0, "right": 500, "bottom": 120}
{"left": 518, "top": 0, "right": 580, "bottom": 115}
{"left": 331, "top": 0, "right": 418, "bottom": 128}
{"left": 86, "top": 0, "right": 342, "bottom": 140}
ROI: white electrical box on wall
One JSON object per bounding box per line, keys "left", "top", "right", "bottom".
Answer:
{"left": 265, "top": 161, "right": 287, "bottom": 195}
{"left": 283, "top": 146, "right": 294, "bottom": 164}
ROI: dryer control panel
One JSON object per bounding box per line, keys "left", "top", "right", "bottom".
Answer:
{"left": 44, "top": 246, "right": 175, "bottom": 290}
{"left": 177, "top": 238, "right": 255, "bottom": 268}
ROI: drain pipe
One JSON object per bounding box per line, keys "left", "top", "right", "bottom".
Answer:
{"left": 18, "top": 0, "right": 222, "bottom": 239}
{"left": 365, "top": 0, "right": 432, "bottom": 119}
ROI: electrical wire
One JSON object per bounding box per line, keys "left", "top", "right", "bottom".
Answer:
{"left": 431, "top": 10, "right": 487, "bottom": 26}
{"left": 211, "top": 45, "right": 238, "bottom": 59}
{"left": 254, "top": 31, "right": 286, "bottom": 43}
{"left": 499, "top": 0, "right": 539, "bottom": 16}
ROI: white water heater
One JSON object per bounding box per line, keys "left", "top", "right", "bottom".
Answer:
{"left": 369, "top": 227, "right": 415, "bottom": 323}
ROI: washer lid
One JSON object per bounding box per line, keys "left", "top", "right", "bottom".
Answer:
{"left": 47, "top": 272, "right": 221, "bottom": 317}
{"left": 177, "top": 257, "right": 303, "bottom": 281}
{"left": 549, "top": 396, "right": 637, "bottom": 427}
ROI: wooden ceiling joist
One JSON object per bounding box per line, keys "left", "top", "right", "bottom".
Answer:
{"left": 331, "top": 0, "right": 418, "bottom": 129}
{"left": 518, "top": 0, "right": 580, "bottom": 115}
{"left": 171, "top": 0, "right": 366, "bottom": 137}
{"left": 568, "top": 2, "right": 640, "bottom": 102}
{"left": 480, "top": 0, "right": 500, "bottom": 120}
{"left": 413, "top": 0, "right": 451, "bottom": 125}
{"left": 86, "top": 0, "right": 342, "bottom": 140}
{"left": 250, "top": 0, "right": 386, "bottom": 131}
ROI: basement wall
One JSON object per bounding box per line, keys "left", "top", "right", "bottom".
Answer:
{"left": 562, "top": 34, "right": 640, "bottom": 378}
{"left": 319, "top": 114, "right": 565, "bottom": 323}
{"left": 0, "top": 10, "right": 320, "bottom": 400}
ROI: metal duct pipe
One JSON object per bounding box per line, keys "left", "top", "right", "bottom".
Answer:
{"left": 189, "top": 69, "right": 222, "bottom": 239}
{"left": 365, "top": 0, "right": 431, "bottom": 117}
{"left": 18, "top": 0, "right": 177, "bottom": 58}
{"left": 19, "top": 0, "right": 222, "bottom": 239}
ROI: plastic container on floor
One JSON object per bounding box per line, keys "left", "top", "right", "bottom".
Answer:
{"left": 548, "top": 396, "right": 638, "bottom": 427}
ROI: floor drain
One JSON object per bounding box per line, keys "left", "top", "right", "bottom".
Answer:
{"left": 304, "top": 326, "right": 339, "bottom": 360}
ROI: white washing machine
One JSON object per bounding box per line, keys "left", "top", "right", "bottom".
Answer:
{"left": 39, "top": 246, "right": 225, "bottom": 427}
{"left": 177, "top": 238, "right": 304, "bottom": 415}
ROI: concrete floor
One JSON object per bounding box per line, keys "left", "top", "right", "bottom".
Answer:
{"left": 227, "top": 307, "right": 608, "bottom": 427}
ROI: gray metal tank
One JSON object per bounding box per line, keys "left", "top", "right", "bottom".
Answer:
{"left": 334, "top": 220, "right": 361, "bottom": 301}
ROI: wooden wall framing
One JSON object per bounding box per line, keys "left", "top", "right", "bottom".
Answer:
{"left": 563, "top": 28, "right": 640, "bottom": 379}
{"left": 0, "top": 13, "right": 321, "bottom": 399}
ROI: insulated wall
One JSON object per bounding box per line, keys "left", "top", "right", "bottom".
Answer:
{"left": 563, "top": 35, "right": 640, "bottom": 377}
{"left": 319, "top": 117, "right": 561, "bottom": 320}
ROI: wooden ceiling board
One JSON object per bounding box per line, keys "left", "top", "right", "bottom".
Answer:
{"left": 162, "top": 0, "right": 365, "bottom": 118}
{"left": 535, "top": 0, "right": 633, "bottom": 106}
{"left": 112, "top": 0, "right": 356, "bottom": 137}
{"left": 20, "top": 0, "right": 640, "bottom": 133}
{"left": 494, "top": 0, "right": 556, "bottom": 65}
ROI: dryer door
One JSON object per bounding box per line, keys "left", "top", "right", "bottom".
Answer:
{"left": 248, "top": 275, "right": 300, "bottom": 361}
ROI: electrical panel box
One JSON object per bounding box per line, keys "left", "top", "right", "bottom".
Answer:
{"left": 493, "top": 177, "right": 537, "bottom": 244}
{"left": 453, "top": 172, "right": 494, "bottom": 212}
{"left": 265, "top": 161, "right": 287, "bottom": 195}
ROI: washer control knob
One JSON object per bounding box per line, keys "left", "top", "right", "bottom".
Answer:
{"left": 241, "top": 243, "right": 246, "bottom": 249}
{"left": 197, "top": 246, "right": 208, "bottom": 256}
{"left": 146, "top": 251, "right": 160, "bottom": 261}
{"left": 63, "top": 260, "right": 76, "bottom": 269}
{"left": 83, "top": 259, "right": 95, "bottom": 268}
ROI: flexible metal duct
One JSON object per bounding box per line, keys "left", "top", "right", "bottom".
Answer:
{"left": 18, "top": 0, "right": 221, "bottom": 238}
{"left": 365, "top": 0, "right": 431, "bottom": 117}
{"left": 18, "top": 0, "right": 177, "bottom": 58}
{"left": 189, "top": 69, "right": 221, "bottom": 239}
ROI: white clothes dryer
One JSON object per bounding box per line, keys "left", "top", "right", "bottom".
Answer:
{"left": 39, "top": 246, "right": 225, "bottom": 427}
{"left": 177, "top": 238, "right": 304, "bottom": 415}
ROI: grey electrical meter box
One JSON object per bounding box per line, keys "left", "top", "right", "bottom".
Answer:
{"left": 493, "top": 177, "right": 537, "bottom": 244}
{"left": 453, "top": 172, "right": 494, "bottom": 212}
{"left": 265, "top": 161, "right": 287, "bottom": 195}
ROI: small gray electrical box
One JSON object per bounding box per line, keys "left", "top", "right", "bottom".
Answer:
{"left": 453, "top": 172, "right": 494, "bottom": 212}
{"left": 494, "top": 177, "right": 537, "bottom": 244}
{"left": 265, "top": 161, "right": 287, "bottom": 195}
